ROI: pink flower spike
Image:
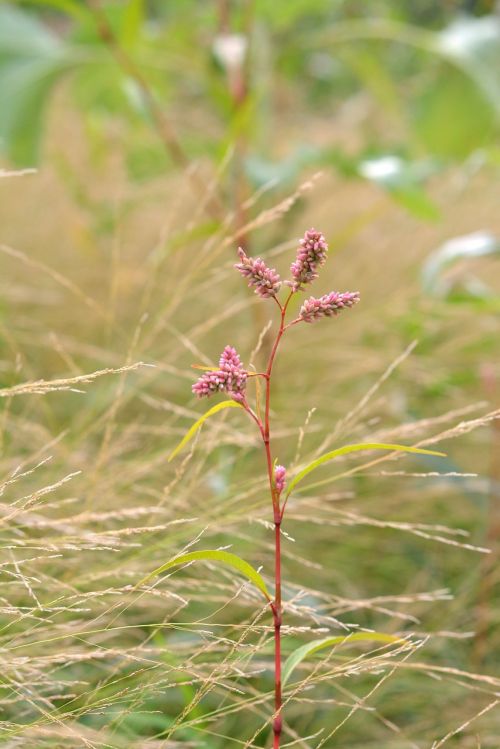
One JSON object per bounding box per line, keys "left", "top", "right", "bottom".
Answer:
{"left": 235, "top": 247, "right": 282, "bottom": 298}
{"left": 287, "top": 228, "right": 328, "bottom": 291}
{"left": 219, "top": 345, "right": 242, "bottom": 372}
{"left": 219, "top": 345, "right": 248, "bottom": 398}
{"left": 192, "top": 345, "right": 248, "bottom": 400}
{"left": 192, "top": 370, "right": 228, "bottom": 398}
{"left": 299, "top": 291, "right": 360, "bottom": 323}
{"left": 274, "top": 465, "right": 286, "bottom": 494}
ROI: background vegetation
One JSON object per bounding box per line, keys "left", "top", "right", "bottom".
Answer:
{"left": 0, "top": 1, "right": 499, "bottom": 747}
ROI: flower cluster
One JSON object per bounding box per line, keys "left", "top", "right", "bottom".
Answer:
{"left": 219, "top": 345, "right": 247, "bottom": 395}
{"left": 192, "top": 370, "right": 228, "bottom": 398}
{"left": 299, "top": 291, "right": 360, "bottom": 323}
{"left": 194, "top": 229, "right": 359, "bottom": 402}
{"left": 274, "top": 465, "right": 286, "bottom": 494}
{"left": 192, "top": 345, "right": 247, "bottom": 400}
{"left": 234, "top": 248, "right": 282, "bottom": 298}
{"left": 288, "top": 228, "right": 328, "bottom": 291}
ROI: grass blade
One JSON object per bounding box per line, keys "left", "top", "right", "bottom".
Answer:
{"left": 168, "top": 400, "right": 243, "bottom": 461}
{"left": 283, "top": 632, "right": 409, "bottom": 685}
{"left": 139, "top": 549, "right": 271, "bottom": 601}
{"left": 286, "top": 442, "right": 446, "bottom": 497}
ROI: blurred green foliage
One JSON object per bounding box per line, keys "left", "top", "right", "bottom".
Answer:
{"left": 1, "top": 0, "right": 500, "bottom": 220}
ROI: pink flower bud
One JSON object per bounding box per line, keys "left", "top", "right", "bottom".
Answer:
{"left": 192, "top": 370, "right": 228, "bottom": 398}
{"left": 235, "top": 247, "right": 282, "bottom": 298}
{"left": 287, "top": 228, "right": 328, "bottom": 291}
{"left": 299, "top": 291, "right": 360, "bottom": 323}
{"left": 274, "top": 465, "right": 286, "bottom": 494}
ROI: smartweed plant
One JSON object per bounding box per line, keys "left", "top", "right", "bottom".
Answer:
{"left": 152, "top": 229, "right": 445, "bottom": 747}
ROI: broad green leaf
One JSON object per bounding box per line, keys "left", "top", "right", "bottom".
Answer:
{"left": 168, "top": 400, "right": 243, "bottom": 462}
{"left": 358, "top": 155, "right": 440, "bottom": 221}
{"left": 16, "top": 0, "right": 89, "bottom": 21}
{"left": 0, "top": 6, "right": 61, "bottom": 55}
{"left": 286, "top": 443, "right": 446, "bottom": 498}
{"left": 415, "top": 18, "right": 500, "bottom": 159}
{"left": 311, "top": 18, "right": 500, "bottom": 160}
{"left": 283, "top": 632, "right": 409, "bottom": 686}
{"left": 120, "top": 0, "right": 145, "bottom": 49}
{"left": 358, "top": 155, "right": 438, "bottom": 188}
{"left": 421, "top": 231, "right": 500, "bottom": 297}
{"left": 0, "top": 7, "right": 73, "bottom": 165}
{"left": 436, "top": 16, "right": 500, "bottom": 117}
{"left": 140, "top": 550, "right": 271, "bottom": 601}
{"left": 412, "top": 66, "right": 497, "bottom": 159}
{"left": 0, "top": 60, "right": 65, "bottom": 165}
{"left": 390, "top": 184, "right": 440, "bottom": 222}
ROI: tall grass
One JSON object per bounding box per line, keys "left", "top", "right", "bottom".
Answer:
{"left": 0, "top": 146, "right": 499, "bottom": 748}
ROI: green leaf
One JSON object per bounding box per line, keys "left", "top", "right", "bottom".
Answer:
{"left": 283, "top": 632, "right": 409, "bottom": 686}
{"left": 412, "top": 66, "right": 497, "bottom": 159}
{"left": 286, "top": 443, "right": 446, "bottom": 498}
{"left": 0, "top": 7, "right": 72, "bottom": 165}
{"left": 139, "top": 550, "right": 271, "bottom": 601}
{"left": 120, "top": 0, "right": 145, "bottom": 49}
{"left": 390, "top": 184, "right": 440, "bottom": 221}
{"left": 421, "top": 231, "right": 500, "bottom": 298}
{"left": 0, "top": 5, "right": 62, "bottom": 55}
{"left": 436, "top": 16, "right": 500, "bottom": 117}
{"left": 16, "top": 0, "right": 89, "bottom": 21}
{"left": 312, "top": 18, "right": 500, "bottom": 160}
{"left": 421, "top": 18, "right": 500, "bottom": 158}
{"left": 168, "top": 400, "right": 243, "bottom": 462}
{"left": 358, "top": 155, "right": 440, "bottom": 221}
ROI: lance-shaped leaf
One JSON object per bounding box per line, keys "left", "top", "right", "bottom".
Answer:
{"left": 139, "top": 550, "right": 271, "bottom": 602}
{"left": 421, "top": 231, "right": 500, "bottom": 298}
{"left": 168, "top": 400, "right": 243, "bottom": 462}
{"left": 0, "top": 6, "right": 75, "bottom": 166}
{"left": 286, "top": 443, "right": 446, "bottom": 497}
{"left": 283, "top": 632, "right": 410, "bottom": 686}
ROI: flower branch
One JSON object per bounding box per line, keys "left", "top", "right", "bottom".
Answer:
{"left": 190, "top": 227, "right": 360, "bottom": 747}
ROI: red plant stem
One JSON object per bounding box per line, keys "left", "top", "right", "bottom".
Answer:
{"left": 260, "top": 291, "right": 292, "bottom": 747}
{"left": 272, "top": 516, "right": 282, "bottom": 747}
{"left": 243, "top": 291, "right": 293, "bottom": 745}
